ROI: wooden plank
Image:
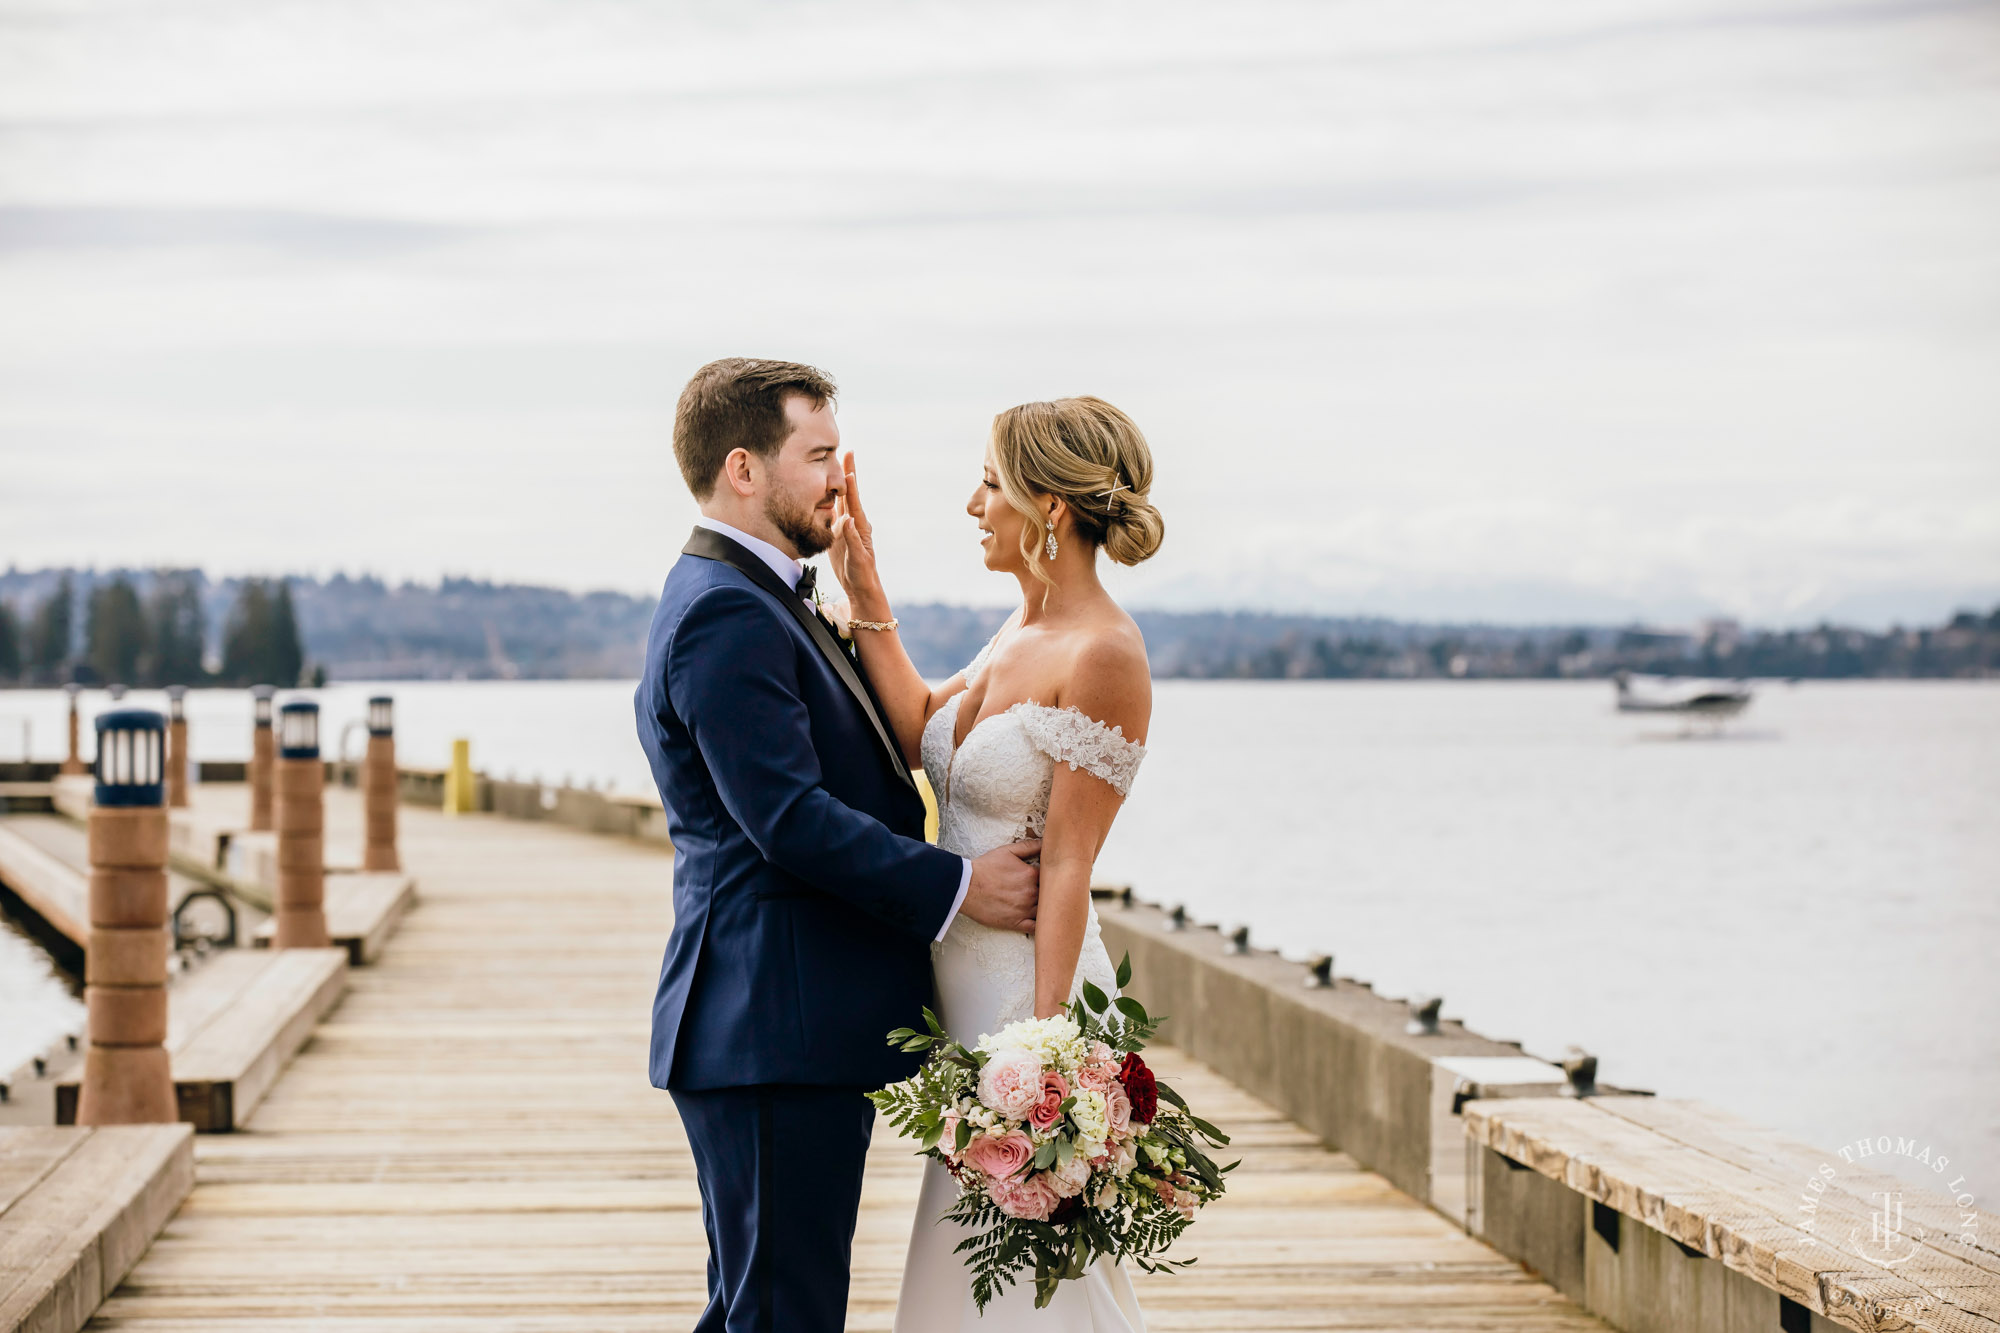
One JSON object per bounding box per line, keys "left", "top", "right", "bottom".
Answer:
{"left": 83, "top": 794, "right": 1608, "bottom": 1331}
{"left": 162, "top": 953, "right": 275, "bottom": 1053}
{"left": 0, "top": 816, "right": 212, "bottom": 951}
{"left": 0, "top": 1127, "right": 88, "bottom": 1220}
{"left": 1466, "top": 1098, "right": 2000, "bottom": 1332}
{"left": 0, "top": 1124, "right": 193, "bottom": 1333}
{"left": 171, "top": 948, "right": 346, "bottom": 1130}
{"left": 0, "top": 821, "right": 87, "bottom": 946}
{"left": 55, "top": 950, "right": 347, "bottom": 1132}
{"left": 1587, "top": 1094, "right": 2000, "bottom": 1278}
{"left": 250, "top": 872, "right": 416, "bottom": 965}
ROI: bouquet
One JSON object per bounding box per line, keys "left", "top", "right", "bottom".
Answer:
{"left": 869, "top": 954, "right": 1233, "bottom": 1310}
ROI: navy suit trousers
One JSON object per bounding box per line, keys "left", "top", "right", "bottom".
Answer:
{"left": 671, "top": 1084, "right": 876, "bottom": 1333}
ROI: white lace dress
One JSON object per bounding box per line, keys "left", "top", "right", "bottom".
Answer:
{"left": 893, "top": 640, "right": 1149, "bottom": 1333}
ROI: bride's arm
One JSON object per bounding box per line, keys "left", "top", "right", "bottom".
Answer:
{"left": 1033, "top": 637, "right": 1152, "bottom": 1019}
{"left": 829, "top": 452, "right": 973, "bottom": 765}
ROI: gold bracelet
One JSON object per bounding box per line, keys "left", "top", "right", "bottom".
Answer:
{"left": 848, "top": 617, "right": 899, "bottom": 632}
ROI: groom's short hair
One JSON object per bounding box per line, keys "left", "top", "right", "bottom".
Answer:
{"left": 674, "top": 358, "right": 838, "bottom": 500}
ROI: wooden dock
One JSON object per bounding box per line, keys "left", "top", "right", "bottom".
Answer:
{"left": 76, "top": 792, "right": 1604, "bottom": 1331}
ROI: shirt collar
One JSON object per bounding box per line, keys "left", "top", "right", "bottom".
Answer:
{"left": 692, "top": 515, "right": 808, "bottom": 596}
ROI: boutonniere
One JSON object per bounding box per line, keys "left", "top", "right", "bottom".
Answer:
{"left": 816, "top": 589, "right": 858, "bottom": 658}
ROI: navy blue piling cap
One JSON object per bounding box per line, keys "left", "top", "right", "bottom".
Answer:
{"left": 278, "top": 700, "right": 320, "bottom": 760}
{"left": 94, "top": 708, "right": 166, "bottom": 808}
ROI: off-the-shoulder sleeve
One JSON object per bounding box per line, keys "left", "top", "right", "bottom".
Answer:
{"left": 1010, "top": 703, "right": 1147, "bottom": 798}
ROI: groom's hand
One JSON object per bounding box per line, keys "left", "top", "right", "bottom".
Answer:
{"left": 961, "top": 840, "right": 1042, "bottom": 935}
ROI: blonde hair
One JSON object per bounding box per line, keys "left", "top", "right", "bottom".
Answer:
{"left": 990, "top": 397, "right": 1165, "bottom": 589}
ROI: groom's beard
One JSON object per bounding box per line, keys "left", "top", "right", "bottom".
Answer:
{"left": 765, "top": 489, "right": 835, "bottom": 558}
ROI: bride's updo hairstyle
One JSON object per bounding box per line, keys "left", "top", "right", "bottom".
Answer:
{"left": 991, "top": 396, "right": 1165, "bottom": 583}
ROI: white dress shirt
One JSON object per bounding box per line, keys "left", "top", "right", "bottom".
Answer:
{"left": 692, "top": 515, "right": 971, "bottom": 940}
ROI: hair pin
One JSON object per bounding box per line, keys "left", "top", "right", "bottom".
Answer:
{"left": 1098, "top": 482, "right": 1129, "bottom": 500}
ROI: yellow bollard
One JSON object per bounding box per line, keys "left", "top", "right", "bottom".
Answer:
{"left": 914, "top": 770, "right": 940, "bottom": 844}
{"left": 443, "top": 738, "right": 476, "bottom": 815}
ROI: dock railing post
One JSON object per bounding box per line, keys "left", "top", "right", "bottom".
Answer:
{"left": 273, "top": 701, "right": 330, "bottom": 948}
{"left": 249, "top": 685, "right": 275, "bottom": 831}
{"left": 166, "top": 685, "right": 190, "bottom": 809}
{"left": 363, "top": 696, "right": 399, "bottom": 871}
{"left": 443, "top": 737, "right": 475, "bottom": 816}
{"left": 78, "top": 708, "right": 176, "bottom": 1124}
{"left": 61, "top": 682, "right": 86, "bottom": 775}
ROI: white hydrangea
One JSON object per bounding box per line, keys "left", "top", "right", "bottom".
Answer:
{"left": 1069, "top": 1088, "right": 1108, "bottom": 1141}
{"left": 978, "top": 1014, "right": 1086, "bottom": 1070}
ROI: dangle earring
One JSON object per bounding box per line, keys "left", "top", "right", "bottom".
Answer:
{"left": 1045, "top": 520, "right": 1059, "bottom": 561}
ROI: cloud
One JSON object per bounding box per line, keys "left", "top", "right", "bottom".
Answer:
{"left": 0, "top": 207, "right": 467, "bottom": 255}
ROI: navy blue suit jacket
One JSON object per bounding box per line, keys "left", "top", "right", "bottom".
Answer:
{"left": 636, "top": 526, "right": 964, "bottom": 1091}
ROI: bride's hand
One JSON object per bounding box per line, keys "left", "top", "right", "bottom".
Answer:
{"left": 830, "top": 452, "right": 887, "bottom": 608}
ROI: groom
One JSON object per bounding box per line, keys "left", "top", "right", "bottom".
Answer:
{"left": 635, "top": 358, "right": 1043, "bottom": 1332}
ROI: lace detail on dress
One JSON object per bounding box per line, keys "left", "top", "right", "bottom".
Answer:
{"left": 1008, "top": 703, "right": 1146, "bottom": 798}
{"left": 920, "top": 644, "right": 1129, "bottom": 1034}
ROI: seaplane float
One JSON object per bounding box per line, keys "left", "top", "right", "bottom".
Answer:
{"left": 1612, "top": 671, "right": 1754, "bottom": 726}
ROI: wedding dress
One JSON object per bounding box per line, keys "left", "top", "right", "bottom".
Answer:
{"left": 892, "top": 639, "right": 1149, "bottom": 1332}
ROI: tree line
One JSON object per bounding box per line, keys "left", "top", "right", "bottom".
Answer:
{"left": 0, "top": 572, "right": 311, "bottom": 688}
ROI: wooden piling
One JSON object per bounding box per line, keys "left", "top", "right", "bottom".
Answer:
{"left": 77, "top": 711, "right": 176, "bottom": 1126}
{"left": 249, "top": 686, "right": 275, "bottom": 831}
{"left": 165, "top": 686, "right": 189, "bottom": 810}
{"left": 273, "top": 702, "right": 329, "bottom": 948}
{"left": 363, "top": 697, "right": 399, "bottom": 872}
{"left": 61, "top": 684, "right": 86, "bottom": 776}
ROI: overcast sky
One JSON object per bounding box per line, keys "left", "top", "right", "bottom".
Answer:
{"left": 2, "top": 0, "right": 1996, "bottom": 626}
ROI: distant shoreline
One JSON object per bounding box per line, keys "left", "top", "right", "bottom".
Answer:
{"left": 2, "top": 568, "right": 1994, "bottom": 686}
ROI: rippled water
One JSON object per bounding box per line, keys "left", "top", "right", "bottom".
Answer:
{"left": 3, "top": 680, "right": 1995, "bottom": 1189}
{"left": 0, "top": 906, "right": 82, "bottom": 1078}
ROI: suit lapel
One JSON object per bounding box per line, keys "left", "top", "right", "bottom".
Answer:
{"left": 681, "top": 527, "right": 918, "bottom": 794}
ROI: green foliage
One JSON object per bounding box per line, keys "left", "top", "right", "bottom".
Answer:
{"left": 86, "top": 578, "right": 148, "bottom": 687}
{"left": 873, "top": 954, "right": 1236, "bottom": 1314}
{"left": 269, "top": 581, "right": 304, "bottom": 688}
{"left": 28, "top": 575, "right": 73, "bottom": 678}
{"left": 144, "top": 573, "right": 207, "bottom": 685}
{"left": 0, "top": 600, "right": 20, "bottom": 680}
{"left": 220, "top": 578, "right": 305, "bottom": 687}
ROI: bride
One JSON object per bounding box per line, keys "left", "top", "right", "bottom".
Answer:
{"left": 829, "top": 395, "right": 1166, "bottom": 1331}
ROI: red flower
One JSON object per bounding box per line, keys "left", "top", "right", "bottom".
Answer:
{"left": 1118, "top": 1052, "right": 1157, "bottom": 1124}
{"left": 1050, "top": 1193, "right": 1084, "bottom": 1225}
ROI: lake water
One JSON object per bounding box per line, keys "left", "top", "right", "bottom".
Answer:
{"left": 3, "top": 680, "right": 1995, "bottom": 1190}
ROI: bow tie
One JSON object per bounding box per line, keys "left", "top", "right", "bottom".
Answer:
{"left": 794, "top": 564, "right": 818, "bottom": 605}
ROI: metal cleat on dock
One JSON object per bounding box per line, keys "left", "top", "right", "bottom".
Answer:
{"left": 1560, "top": 1047, "right": 1597, "bottom": 1096}
{"left": 1303, "top": 955, "right": 1334, "bottom": 988}
{"left": 1225, "top": 925, "right": 1250, "bottom": 954}
{"left": 1406, "top": 994, "right": 1442, "bottom": 1035}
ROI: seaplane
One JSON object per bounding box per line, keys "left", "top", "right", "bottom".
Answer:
{"left": 1612, "top": 671, "right": 1754, "bottom": 727}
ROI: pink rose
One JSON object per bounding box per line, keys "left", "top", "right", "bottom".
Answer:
{"left": 989, "top": 1172, "right": 1060, "bottom": 1221}
{"left": 1087, "top": 1041, "right": 1114, "bottom": 1065}
{"left": 977, "top": 1049, "right": 1044, "bottom": 1120}
{"left": 1077, "top": 1058, "right": 1119, "bottom": 1096}
{"left": 940, "top": 1109, "right": 963, "bottom": 1162}
{"left": 1103, "top": 1085, "right": 1132, "bottom": 1136}
{"left": 1049, "top": 1154, "right": 1092, "bottom": 1199}
{"left": 1027, "top": 1071, "right": 1069, "bottom": 1132}
{"left": 960, "top": 1129, "right": 1033, "bottom": 1182}
{"left": 1112, "top": 1141, "right": 1138, "bottom": 1177}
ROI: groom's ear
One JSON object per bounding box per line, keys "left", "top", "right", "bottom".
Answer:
{"left": 718, "top": 447, "right": 760, "bottom": 499}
